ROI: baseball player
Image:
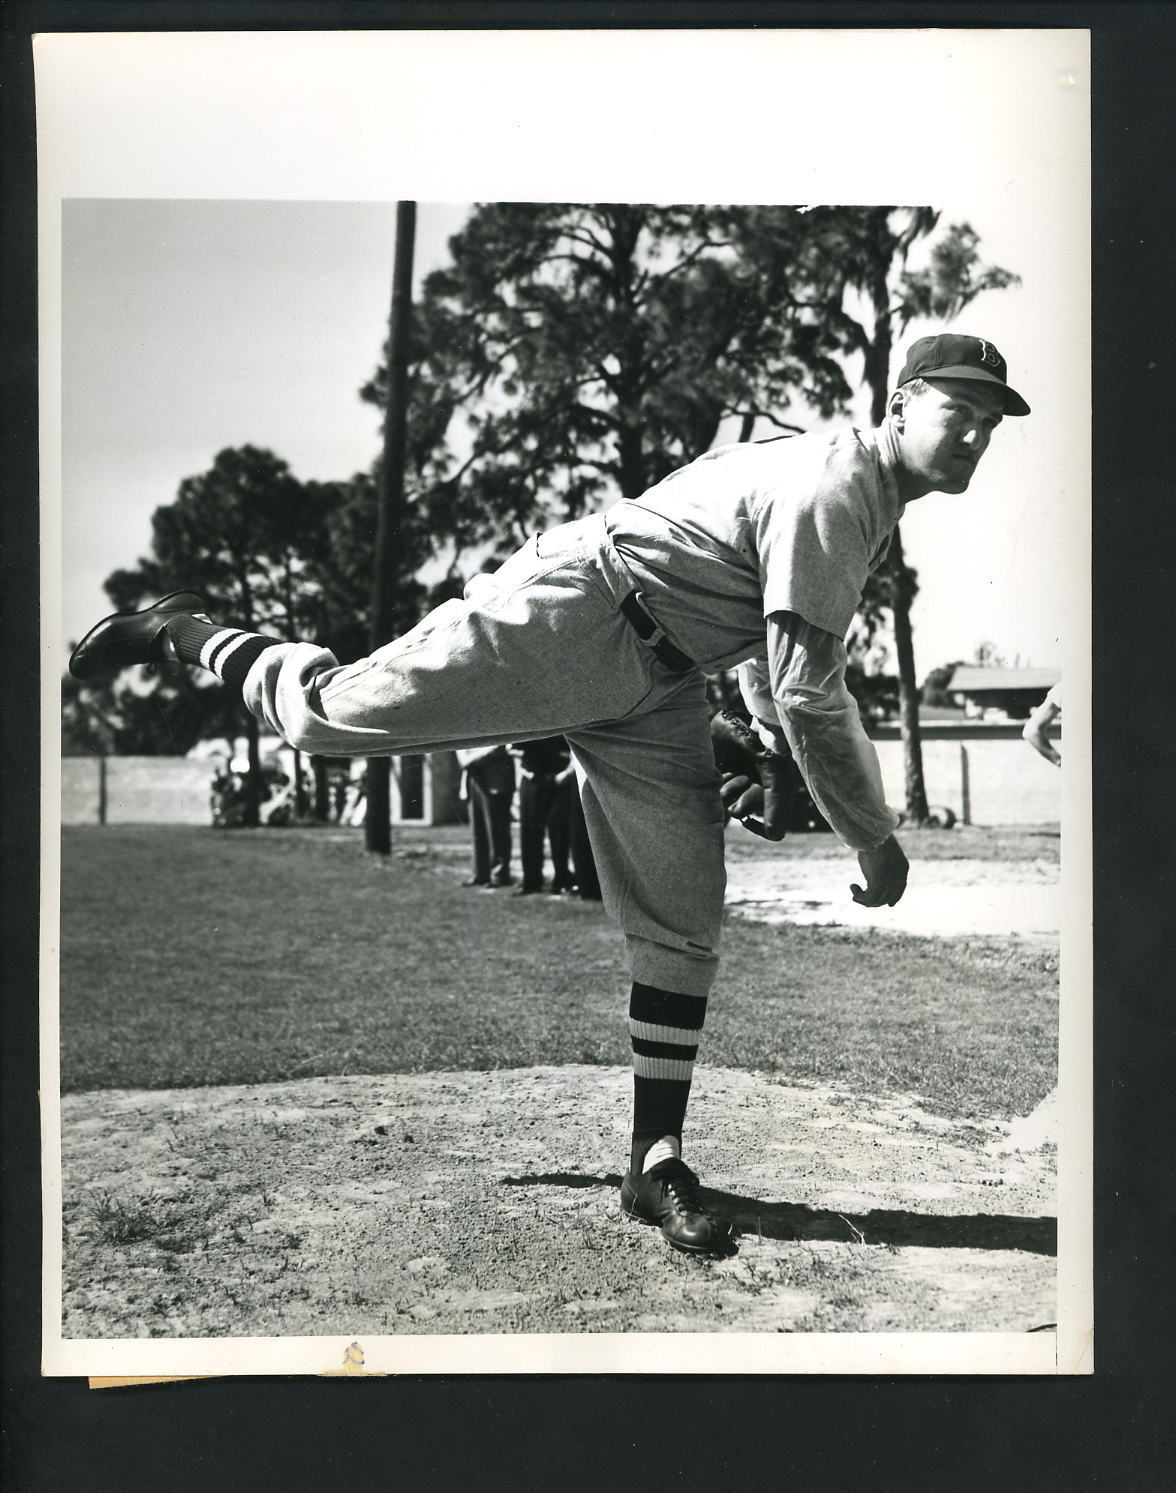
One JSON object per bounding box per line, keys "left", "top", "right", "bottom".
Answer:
{"left": 70, "top": 333, "right": 1029, "bottom": 1257}
{"left": 1023, "top": 680, "right": 1062, "bottom": 765}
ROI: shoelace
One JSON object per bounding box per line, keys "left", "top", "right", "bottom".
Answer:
{"left": 657, "top": 1164, "right": 711, "bottom": 1218}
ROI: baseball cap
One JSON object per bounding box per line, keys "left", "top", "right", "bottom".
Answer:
{"left": 896, "top": 334, "right": 1030, "bottom": 416}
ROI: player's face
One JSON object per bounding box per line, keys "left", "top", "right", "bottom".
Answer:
{"left": 895, "top": 379, "right": 1005, "bottom": 496}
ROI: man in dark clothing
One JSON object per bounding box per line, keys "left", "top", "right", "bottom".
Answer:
{"left": 457, "top": 744, "right": 516, "bottom": 887}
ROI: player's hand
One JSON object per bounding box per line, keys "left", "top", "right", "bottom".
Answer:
{"left": 710, "top": 711, "right": 793, "bottom": 841}
{"left": 718, "top": 774, "right": 779, "bottom": 839}
{"left": 850, "top": 834, "right": 909, "bottom": 908}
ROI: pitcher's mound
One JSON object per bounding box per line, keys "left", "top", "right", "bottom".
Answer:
{"left": 60, "top": 1065, "right": 1056, "bottom": 1341}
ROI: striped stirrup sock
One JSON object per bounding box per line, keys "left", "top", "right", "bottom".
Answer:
{"left": 628, "top": 981, "right": 708, "bottom": 1175}
{"left": 166, "top": 615, "right": 284, "bottom": 692}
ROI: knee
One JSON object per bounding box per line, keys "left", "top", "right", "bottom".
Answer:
{"left": 280, "top": 711, "right": 376, "bottom": 760}
{"left": 627, "top": 936, "right": 719, "bottom": 999}
{"left": 281, "top": 718, "right": 320, "bottom": 755}
{"left": 279, "top": 713, "right": 342, "bottom": 757}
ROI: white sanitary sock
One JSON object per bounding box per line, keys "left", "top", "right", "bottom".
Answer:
{"left": 642, "top": 1135, "right": 681, "bottom": 1171}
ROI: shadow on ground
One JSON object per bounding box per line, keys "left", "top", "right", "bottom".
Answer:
{"left": 500, "top": 1172, "right": 1057, "bottom": 1256}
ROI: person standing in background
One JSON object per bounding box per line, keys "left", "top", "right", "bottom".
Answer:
{"left": 457, "top": 744, "right": 517, "bottom": 887}
{"left": 512, "top": 735, "right": 577, "bottom": 895}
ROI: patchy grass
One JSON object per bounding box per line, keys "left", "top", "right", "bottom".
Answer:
{"left": 58, "top": 825, "right": 1057, "bottom": 1117}
{"left": 79, "top": 1191, "right": 195, "bottom": 1249}
{"left": 65, "top": 1165, "right": 313, "bottom": 1336}
{"left": 75, "top": 1183, "right": 302, "bottom": 1258}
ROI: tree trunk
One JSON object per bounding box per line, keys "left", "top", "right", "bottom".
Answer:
{"left": 862, "top": 221, "right": 927, "bottom": 825}
{"left": 312, "top": 756, "right": 330, "bottom": 821}
{"left": 887, "top": 526, "right": 929, "bottom": 824}
{"left": 242, "top": 710, "right": 263, "bottom": 827}
{"left": 366, "top": 201, "right": 417, "bottom": 856}
{"left": 293, "top": 748, "right": 308, "bottom": 818}
{"left": 616, "top": 413, "right": 646, "bottom": 500}
{"left": 610, "top": 212, "right": 648, "bottom": 501}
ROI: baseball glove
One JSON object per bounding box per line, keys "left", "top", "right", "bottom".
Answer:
{"left": 709, "top": 709, "right": 797, "bottom": 841}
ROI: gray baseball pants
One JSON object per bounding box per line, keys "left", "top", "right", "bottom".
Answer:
{"left": 243, "top": 514, "right": 728, "bottom": 996}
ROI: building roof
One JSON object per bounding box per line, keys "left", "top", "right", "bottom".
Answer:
{"left": 948, "top": 665, "right": 1060, "bottom": 695}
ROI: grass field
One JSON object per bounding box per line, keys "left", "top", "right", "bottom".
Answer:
{"left": 57, "top": 823, "right": 1058, "bottom": 1118}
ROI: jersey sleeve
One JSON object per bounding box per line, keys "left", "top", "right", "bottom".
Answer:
{"left": 753, "top": 453, "right": 879, "bottom": 639}
{"left": 737, "top": 613, "right": 899, "bottom": 852}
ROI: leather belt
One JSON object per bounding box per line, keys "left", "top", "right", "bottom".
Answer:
{"left": 619, "top": 590, "right": 695, "bottom": 673}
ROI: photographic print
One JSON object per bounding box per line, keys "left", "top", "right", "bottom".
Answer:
{"left": 37, "top": 28, "right": 1091, "bottom": 1377}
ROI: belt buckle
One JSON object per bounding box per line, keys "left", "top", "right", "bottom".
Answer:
{"left": 636, "top": 593, "right": 670, "bottom": 649}
{"left": 622, "top": 589, "right": 692, "bottom": 672}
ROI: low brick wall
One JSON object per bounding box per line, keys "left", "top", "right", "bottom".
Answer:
{"left": 61, "top": 752, "right": 465, "bottom": 827}
{"left": 61, "top": 730, "right": 1058, "bottom": 830}
{"left": 62, "top": 756, "right": 214, "bottom": 826}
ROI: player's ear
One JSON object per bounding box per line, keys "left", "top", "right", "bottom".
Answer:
{"left": 888, "top": 388, "right": 908, "bottom": 427}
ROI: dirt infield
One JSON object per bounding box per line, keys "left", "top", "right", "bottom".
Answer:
{"left": 724, "top": 850, "right": 1061, "bottom": 939}
{"left": 60, "top": 1062, "right": 1055, "bottom": 1340}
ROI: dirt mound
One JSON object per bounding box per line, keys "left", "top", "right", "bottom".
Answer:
{"left": 60, "top": 1064, "right": 1056, "bottom": 1343}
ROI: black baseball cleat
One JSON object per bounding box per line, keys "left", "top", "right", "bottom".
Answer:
{"left": 68, "top": 591, "right": 209, "bottom": 681}
{"left": 620, "top": 1158, "right": 734, "bottom": 1257}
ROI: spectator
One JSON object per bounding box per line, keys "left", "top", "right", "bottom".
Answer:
{"left": 512, "top": 735, "right": 578, "bottom": 895}
{"left": 456, "top": 744, "right": 516, "bottom": 887}
{"left": 342, "top": 767, "right": 367, "bottom": 825}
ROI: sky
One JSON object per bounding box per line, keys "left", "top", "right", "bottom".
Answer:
{"left": 60, "top": 198, "right": 469, "bottom": 634}
{"left": 42, "top": 29, "right": 1089, "bottom": 681}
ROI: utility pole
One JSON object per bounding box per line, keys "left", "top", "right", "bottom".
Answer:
{"left": 886, "top": 524, "right": 929, "bottom": 824}
{"left": 365, "top": 201, "right": 416, "bottom": 855}
{"left": 862, "top": 265, "right": 930, "bottom": 829}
